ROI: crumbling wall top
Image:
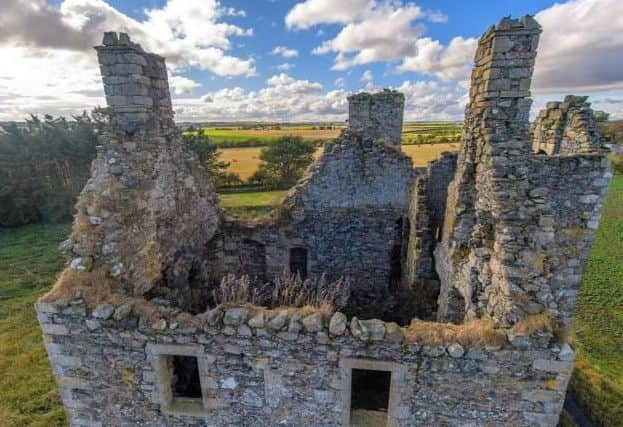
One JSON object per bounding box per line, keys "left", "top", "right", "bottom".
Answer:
{"left": 95, "top": 32, "right": 173, "bottom": 132}
{"left": 532, "top": 95, "right": 604, "bottom": 155}
{"left": 347, "top": 89, "right": 405, "bottom": 148}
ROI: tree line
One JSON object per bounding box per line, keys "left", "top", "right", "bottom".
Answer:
{"left": 0, "top": 113, "right": 103, "bottom": 227}
{"left": 0, "top": 113, "right": 316, "bottom": 227}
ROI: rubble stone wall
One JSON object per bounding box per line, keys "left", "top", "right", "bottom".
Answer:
{"left": 405, "top": 152, "right": 457, "bottom": 319}
{"left": 532, "top": 95, "right": 603, "bottom": 155}
{"left": 61, "top": 33, "right": 219, "bottom": 308}
{"left": 347, "top": 90, "right": 405, "bottom": 147}
{"left": 206, "top": 132, "right": 417, "bottom": 318}
{"left": 37, "top": 299, "right": 573, "bottom": 427}
{"left": 435, "top": 17, "right": 611, "bottom": 328}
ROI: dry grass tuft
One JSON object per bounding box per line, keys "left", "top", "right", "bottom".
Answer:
{"left": 512, "top": 314, "right": 553, "bottom": 336}
{"left": 39, "top": 268, "right": 124, "bottom": 309}
{"left": 209, "top": 271, "right": 350, "bottom": 314}
{"left": 404, "top": 318, "right": 507, "bottom": 348}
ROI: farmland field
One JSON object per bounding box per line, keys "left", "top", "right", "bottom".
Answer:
{"left": 219, "top": 142, "right": 460, "bottom": 179}
{"left": 201, "top": 126, "right": 341, "bottom": 143}
{"left": 194, "top": 122, "right": 461, "bottom": 146}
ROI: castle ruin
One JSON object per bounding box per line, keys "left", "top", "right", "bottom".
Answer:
{"left": 36, "top": 15, "right": 611, "bottom": 426}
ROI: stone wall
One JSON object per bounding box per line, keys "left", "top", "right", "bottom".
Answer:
{"left": 532, "top": 95, "right": 603, "bottom": 155}
{"left": 37, "top": 298, "right": 574, "bottom": 427}
{"left": 347, "top": 90, "right": 405, "bottom": 148}
{"left": 206, "top": 131, "right": 417, "bottom": 319}
{"left": 60, "top": 33, "right": 219, "bottom": 310}
{"left": 404, "top": 152, "right": 457, "bottom": 319}
{"left": 434, "top": 17, "right": 611, "bottom": 328}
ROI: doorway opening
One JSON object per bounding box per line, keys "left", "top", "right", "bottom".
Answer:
{"left": 289, "top": 247, "right": 308, "bottom": 279}
{"left": 350, "top": 368, "right": 391, "bottom": 425}
{"left": 171, "top": 355, "right": 202, "bottom": 399}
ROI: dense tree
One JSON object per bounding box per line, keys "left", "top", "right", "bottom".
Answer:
{"left": 594, "top": 110, "right": 610, "bottom": 122}
{"left": 0, "top": 111, "right": 104, "bottom": 227}
{"left": 181, "top": 133, "right": 242, "bottom": 188}
{"left": 250, "top": 136, "right": 316, "bottom": 188}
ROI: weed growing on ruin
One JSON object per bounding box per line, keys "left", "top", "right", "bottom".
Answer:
{"left": 209, "top": 271, "right": 351, "bottom": 313}
{"left": 271, "top": 271, "right": 351, "bottom": 312}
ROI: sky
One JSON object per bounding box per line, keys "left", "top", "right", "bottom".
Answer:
{"left": 1, "top": 0, "right": 622, "bottom": 122}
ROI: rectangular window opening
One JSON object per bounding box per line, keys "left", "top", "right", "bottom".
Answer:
{"left": 171, "top": 355, "right": 202, "bottom": 399}
{"left": 289, "top": 247, "right": 308, "bottom": 280}
{"left": 350, "top": 368, "right": 390, "bottom": 425}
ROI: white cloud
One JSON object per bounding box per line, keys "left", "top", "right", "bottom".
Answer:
{"left": 424, "top": 10, "right": 448, "bottom": 24}
{"left": 360, "top": 70, "right": 373, "bottom": 82}
{"left": 0, "top": 0, "right": 256, "bottom": 120}
{"left": 310, "top": 2, "right": 425, "bottom": 70}
{"left": 277, "top": 63, "right": 294, "bottom": 71}
{"left": 169, "top": 75, "right": 201, "bottom": 96}
{"left": 334, "top": 77, "right": 345, "bottom": 88}
{"left": 285, "top": 0, "right": 371, "bottom": 30}
{"left": 397, "top": 36, "right": 477, "bottom": 83}
{"left": 533, "top": 0, "right": 623, "bottom": 93}
{"left": 177, "top": 74, "right": 342, "bottom": 122}
{"left": 271, "top": 46, "right": 299, "bottom": 58}
{"left": 172, "top": 73, "right": 468, "bottom": 122}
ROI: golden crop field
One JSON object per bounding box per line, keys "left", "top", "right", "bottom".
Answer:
{"left": 204, "top": 127, "right": 341, "bottom": 142}
{"left": 219, "top": 142, "right": 459, "bottom": 179}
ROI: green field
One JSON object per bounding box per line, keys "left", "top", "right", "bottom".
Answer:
{"left": 0, "top": 177, "right": 621, "bottom": 426}
{"left": 192, "top": 122, "right": 461, "bottom": 147}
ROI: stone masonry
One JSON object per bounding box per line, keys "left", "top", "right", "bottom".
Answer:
{"left": 434, "top": 17, "right": 611, "bottom": 329}
{"left": 37, "top": 16, "right": 611, "bottom": 427}
{"left": 61, "top": 33, "right": 219, "bottom": 310}
{"left": 205, "top": 129, "right": 417, "bottom": 320}
{"left": 347, "top": 90, "right": 405, "bottom": 148}
{"left": 532, "top": 95, "right": 604, "bottom": 155}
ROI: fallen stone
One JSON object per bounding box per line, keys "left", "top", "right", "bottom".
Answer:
{"left": 150, "top": 319, "right": 167, "bottom": 331}
{"left": 558, "top": 343, "right": 574, "bottom": 361}
{"left": 385, "top": 322, "right": 403, "bottom": 343}
{"left": 350, "top": 317, "right": 369, "bottom": 341}
{"left": 268, "top": 311, "right": 289, "bottom": 331}
{"left": 302, "top": 312, "right": 324, "bottom": 333}
{"left": 448, "top": 343, "right": 465, "bottom": 358}
{"left": 361, "top": 319, "right": 385, "bottom": 341}
{"left": 329, "top": 312, "right": 347, "bottom": 336}
{"left": 92, "top": 304, "right": 114, "bottom": 320}
{"left": 223, "top": 307, "right": 248, "bottom": 326}
{"left": 248, "top": 312, "right": 265, "bottom": 328}
{"left": 113, "top": 301, "right": 133, "bottom": 320}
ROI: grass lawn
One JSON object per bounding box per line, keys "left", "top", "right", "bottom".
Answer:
{"left": 0, "top": 223, "right": 70, "bottom": 427}
{"left": 219, "top": 190, "right": 286, "bottom": 208}
{"left": 218, "top": 190, "right": 286, "bottom": 219}
{"left": 568, "top": 175, "right": 623, "bottom": 426}
{"left": 0, "top": 177, "right": 620, "bottom": 426}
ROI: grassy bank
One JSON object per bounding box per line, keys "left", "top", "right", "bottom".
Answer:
{"left": 568, "top": 175, "right": 623, "bottom": 426}
{"left": 0, "top": 223, "right": 70, "bottom": 426}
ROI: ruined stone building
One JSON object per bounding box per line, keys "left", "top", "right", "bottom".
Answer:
{"left": 37, "top": 15, "right": 611, "bottom": 426}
